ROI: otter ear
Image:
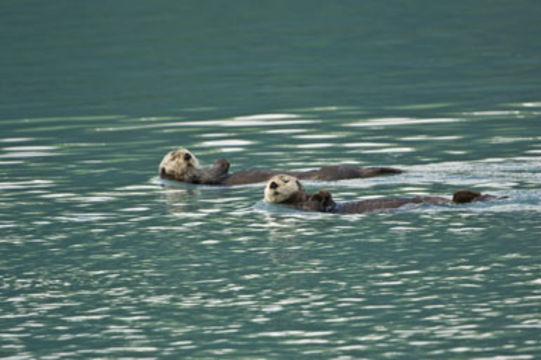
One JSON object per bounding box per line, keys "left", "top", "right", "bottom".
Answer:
{"left": 295, "top": 180, "right": 304, "bottom": 192}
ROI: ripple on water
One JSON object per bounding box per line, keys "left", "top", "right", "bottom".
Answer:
{"left": 263, "top": 129, "right": 308, "bottom": 134}
{"left": 2, "top": 103, "right": 541, "bottom": 359}
{"left": 55, "top": 212, "right": 113, "bottom": 222}
{"left": 98, "top": 113, "right": 319, "bottom": 132}
{"left": 294, "top": 143, "right": 335, "bottom": 149}
{"left": 0, "top": 137, "right": 35, "bottom": 143}
{"left": 518, "top": 101, "right": 541, "bottom": 107}
{"left": 400, "top": 135, "right": 463, "bottom": 141}
{"left": 0, "top": 151, "right": 59, "bottom": 159}
{"left": 0, "top": 180, "right": 54, "bottom": 190}
{"left": 342, "top": 142, "right": 393, "bottom": 148}
{"left": 197, "top": 132, "right": 237, "bottom": 138}
{"left": 293, "top": 134, "right": 341, "bottom": 139}
{"left": 198, "top": 139, "right": 255, "bottom": 147}
{"left": 346, "top": 117, "right": 462, "bottom": 127}
{"left": 362, "top": 147, "right": 415, "bottom": 153}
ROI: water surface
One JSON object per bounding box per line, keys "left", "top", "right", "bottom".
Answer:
{"left": 2, "top": 1, "right": 541, "bottom": 359}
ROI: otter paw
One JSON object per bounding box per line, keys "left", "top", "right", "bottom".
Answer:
{"left": 313, "top": 190, "right": 334, "bottom": 210}
{"left": 453, "top": 190, "right": 481, "bottom": 203}
{"left": 213, "top": 158, "right": 230, "bottom": 172}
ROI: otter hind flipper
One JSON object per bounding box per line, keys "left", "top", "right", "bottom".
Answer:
{"left": 452, "top": 190, "right": 504, "bottom": 203}
{"left": 374, "top": 167, "right": 403, "bottom": 175}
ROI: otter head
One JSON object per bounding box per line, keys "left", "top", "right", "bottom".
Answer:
{"left": 264, "top": 174, "right": 304, "bottom": 204}
{"left": 158, "top": 147, "right": 201, "bottom": 181}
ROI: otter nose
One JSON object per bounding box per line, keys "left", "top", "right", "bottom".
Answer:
{"left": 183, "top": 153, "right": 192, "bottom": 161}
{"left": 269, "top": 181, "right": 278, "bottom": 189}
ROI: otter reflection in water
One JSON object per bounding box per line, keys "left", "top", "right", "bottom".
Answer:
{"left": 264, "top": 174, "right": 503, "bottom": 214}
{"left": 159, "top": 147, "right": 402, "bottom": 186}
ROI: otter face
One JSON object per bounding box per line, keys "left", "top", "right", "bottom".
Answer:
{"left": 158, "top": 148, "right": 201, "bottom": 180}
{"left": 264, "top": 174, "right": 303, "bottom": 203}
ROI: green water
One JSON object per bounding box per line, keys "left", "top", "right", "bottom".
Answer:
{"left": 2, "top": 1, "right": 541, "bottom": 359}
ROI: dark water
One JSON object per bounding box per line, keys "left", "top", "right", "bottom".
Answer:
{"left": 2, "top": 1, "right": 541, "bottom": 359}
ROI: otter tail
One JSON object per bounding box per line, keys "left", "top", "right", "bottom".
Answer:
{"left": 452, "top": 190, "right": 505, "bottom": 203}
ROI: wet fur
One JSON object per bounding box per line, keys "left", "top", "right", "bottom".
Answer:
{"left": 264, "top": 174, "right": 502, "bottom": 214}
{"left": 159, "top": 148, "right": 402, "bottom": 185}
{"left": 222, "top": 165, "right": 402, "bottom": 185}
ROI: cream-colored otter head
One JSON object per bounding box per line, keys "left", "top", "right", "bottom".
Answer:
{"left": 159, "top": 147, "right": 201, "bottom": 180}
{"left": 264, "top": 174, "right": 304, "bottom": 204}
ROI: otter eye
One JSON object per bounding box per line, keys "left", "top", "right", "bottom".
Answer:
{"left": 283, "top": 179, "right": 289, "bottom": 183}
{"left": 269, "top": 181, "right": 278, "bottom": 189}
{"left": 183, "top": 153, "right": 192, "bottom": 161}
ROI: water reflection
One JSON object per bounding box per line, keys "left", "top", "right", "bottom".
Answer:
{"left": 362, "top": 147, "right": 414, "bottom": 153}
{"left": 198, "top": 139, "right": 255, "bottom": 152}
{"left": 0, "top": 180, "right": 54, "bottom": 190}
{"left": 0, "top": 137, "right": 35, "bottom": 143}
{"left": 347, "top": 117, "right": 462, "bottom": 127}
{"left": 97, "top": 113, "right": 319, "bottom": 132}
{"left": 1, "top": 105, "right": 541, "bottom": 359}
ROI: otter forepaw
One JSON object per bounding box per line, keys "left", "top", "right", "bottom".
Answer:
{"left": 452, "top": 190, "right": 482, "bottom": 203}
{"left": 313, "top": 190, "right": 335, "bottom": 211}
{"left": 213, "top": 158, "right": 230, "bottom": 173}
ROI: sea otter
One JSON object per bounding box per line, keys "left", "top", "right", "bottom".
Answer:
{"left": 264, "top": 174, "right": 502, "bottom": 214}
{"left": 158, "top": 147, "right": 403, "bottom": 185}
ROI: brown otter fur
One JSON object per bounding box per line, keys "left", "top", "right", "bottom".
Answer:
{"left": 264, "top": 174, "right": 502, "bottom": 214}
{"left": 159, "top": 148, "right": 402, "bottom": 185}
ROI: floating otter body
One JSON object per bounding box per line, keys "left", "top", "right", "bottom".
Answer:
{"left": 264, "top": 174, "right": 502, "bottom": 214}
{"left": 159, "top": 148, "right": 402, "bottom": 185}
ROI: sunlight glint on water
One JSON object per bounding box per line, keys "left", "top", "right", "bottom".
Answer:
{"left": 2, "top": 1, "right": 541, "bottom": 358}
